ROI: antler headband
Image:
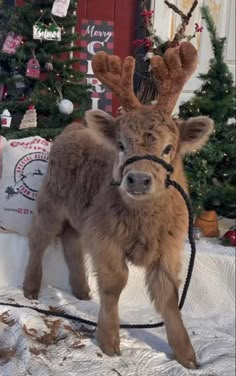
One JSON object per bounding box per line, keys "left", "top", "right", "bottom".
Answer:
{"left": 92, "top": 42, "right": 198, "bottom": 114}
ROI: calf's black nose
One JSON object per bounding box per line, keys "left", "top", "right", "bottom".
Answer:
{"left": 126, "top": 171, "right": 152, "bottom": 193}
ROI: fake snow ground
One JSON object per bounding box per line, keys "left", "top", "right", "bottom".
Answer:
{"left": 0, "top": 233, "right": 235, "bottom": 376}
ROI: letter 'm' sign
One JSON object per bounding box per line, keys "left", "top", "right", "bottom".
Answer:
{"left": 79, "top": 19, "right": 114, "bottom": 114}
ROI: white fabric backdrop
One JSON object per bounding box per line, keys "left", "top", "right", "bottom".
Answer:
{"left": 0, "top": 232, "right": 235, "bottom": 375}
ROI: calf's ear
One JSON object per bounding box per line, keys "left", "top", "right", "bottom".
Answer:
{"left": 178, "top": 116, "right": 214, "bottom": 155}
{"left": 85, "top": 109, "right": 116, "bottom": 140}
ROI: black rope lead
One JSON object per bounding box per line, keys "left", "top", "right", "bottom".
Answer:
{"left": 0, "top": 155, "right": 196, "bottom": 330}
{"left": 166, "top": 177, "right": 196, "bottom": 311}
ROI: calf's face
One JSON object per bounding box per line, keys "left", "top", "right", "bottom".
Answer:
{"left": 85, "top": 109, "right": 214, "bottom": 202}
{"left": 115, "top": 110, "right": 179, "bottom": 200}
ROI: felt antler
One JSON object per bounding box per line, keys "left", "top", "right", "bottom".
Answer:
{"left": 92, "top": 42, "right": 198, "bottom": 114}
{"left": 92, "top": 52, "right": 142, "bottom": 111}
{"left": 150, "top": 42, "right": 198, "bottom": 113}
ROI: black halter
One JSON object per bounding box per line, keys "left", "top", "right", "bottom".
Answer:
{"left": 111, "top": 154, "right": 174, "bottom": 187}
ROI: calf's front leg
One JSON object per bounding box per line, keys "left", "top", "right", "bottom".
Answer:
{"left": 94, "top": 245, "right": 128, "bottom": 356}
{"left": 61, "top": 226, "right": 91, "bottom": 300}
{"left": 146, "top": 259, "right": 197, "bottom": 369}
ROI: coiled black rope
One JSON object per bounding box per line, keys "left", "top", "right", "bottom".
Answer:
{"left": 0, "top": 154, "right": 196, "bottom": 330}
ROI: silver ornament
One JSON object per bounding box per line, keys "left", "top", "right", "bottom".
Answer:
{"left": 58, "top": 99, "right": 74, "bottom": 115}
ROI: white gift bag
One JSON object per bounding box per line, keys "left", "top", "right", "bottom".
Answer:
{"left": 0, "top": 136, "right": 51, "bottom": 235}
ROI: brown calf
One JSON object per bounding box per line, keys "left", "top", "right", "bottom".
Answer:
{"left": 23, "top": 43, "right": 214, "bottom": 369}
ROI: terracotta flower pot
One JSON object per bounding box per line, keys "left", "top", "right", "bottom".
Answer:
{"left": 194, "top": 210, "right": 220, "bottom": 237}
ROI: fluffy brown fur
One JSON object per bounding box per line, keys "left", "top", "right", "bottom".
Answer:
{"left": 23, "top": 107, "right": 214, "bottom": 369}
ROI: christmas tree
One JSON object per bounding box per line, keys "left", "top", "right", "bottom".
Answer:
{"left": 179, "top": 6, "right": 236, "bottom": 218}
{"left": 0, "top": 0, "right": 90, "bottom": 140}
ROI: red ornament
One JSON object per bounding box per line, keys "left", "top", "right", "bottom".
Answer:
{"left": 195, "top": 23, "right": 204, "bottom": 33}
{"left": 145, "top": 38, "right": 152, "bottom": 48}
{"left": 132, "top": 38, "right": 152, "bottom": 48}
{"left": 133, "top": 38, "right": 145, "bottom": 47}
{"left": 222, "top": 226, "right": 236, "bottom": 246}
{"left": 26, "top": 57, "right": 40, "bottom": 79}
{"left": 141, "top": 10, "right": 154, "bottom": 18}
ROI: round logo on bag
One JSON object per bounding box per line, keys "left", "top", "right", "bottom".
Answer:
{"left": 12, "top": 152, "right": 49, "bottom": 201}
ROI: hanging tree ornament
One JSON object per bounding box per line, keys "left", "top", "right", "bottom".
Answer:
{"left": 2, "top": 32, "right": 23, "bottom": 55}
{"left": 51, "top": 0, "right": 71, "bottom": 18}
{"left": 56, "top": 83, "right": 74, "bottom": 115}
{"left": 45, "top": 58, "right": 54, "bottom": 71}
{"left": 33, "top": 12, "right": 61, "bottom": 41}
{"left": 1, "top": 109, "right": 12, "bottom": 128}
{"left": 19, "top": 104, "right": 37, "bottom": 129}
{"left": 26, "top": 49, "right": 40, "bottom": 79}
{"left": 58, "top": 99, "right": 74, "bottom": 114}
{"left": 12, "top": 68, "right": 26, "bottom": 94}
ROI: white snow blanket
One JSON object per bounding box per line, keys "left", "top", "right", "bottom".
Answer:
{"left": 0, "top": 233, "right": 235, "bottom": 375}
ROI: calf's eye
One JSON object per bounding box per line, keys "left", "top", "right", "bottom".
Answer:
{"left": 118, "top": 141, "right": 125, "bottom": 152}
{"left": 162, "top": 144, "right": 173, "bottom": 155}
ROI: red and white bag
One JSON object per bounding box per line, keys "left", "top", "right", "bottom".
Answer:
{"left": 0, "top": 136, "right": 51, "bottom": 235}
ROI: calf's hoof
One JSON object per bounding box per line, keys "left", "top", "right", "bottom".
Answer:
{"left": 73, "top": 288, "right": 91, "bottom": 301}
{"left": 99, "top": 338, "right": 121, "bottom": 356}
{"left": 23, "top": 286, "right": 39, "bottom": 300}
{"left": 97, "top": 329, "right": 121, "bottom": 356}
{"left": 23, "top": 276, "right": 40, "bottom": 300}
{"left": 175, "top": 349, "right": 197, "bottom": 369}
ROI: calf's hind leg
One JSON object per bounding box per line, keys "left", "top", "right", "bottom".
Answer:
{"left": 61, "top": 226, "right": 91, "bottom": 300}
{"left": 23, "top": 209, "right": 62, "bottom": 300}
{"left": 146, "top": 258, "right": 197, "bottom": 369}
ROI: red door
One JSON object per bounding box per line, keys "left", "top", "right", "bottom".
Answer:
{"left": 77, "top": 0, "right": 137, "bottom": 58}
{"left": 77, "top": 0, "right": 138, "bottom": 115}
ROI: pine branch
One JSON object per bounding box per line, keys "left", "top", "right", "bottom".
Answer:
{"left": 200, "top": 5, "right": 217, "bottom": 40}
{"left": 200, "top": 5, "right": 225, "bottom": 61}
